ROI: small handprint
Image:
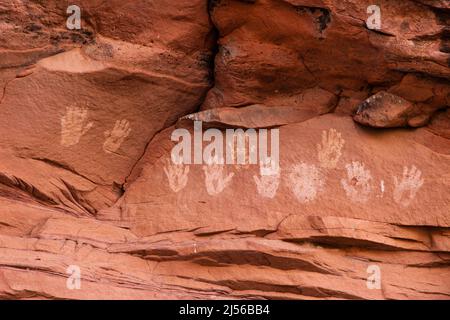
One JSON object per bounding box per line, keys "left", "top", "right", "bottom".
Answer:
{"left": 341, "top": 161, "right": 372, "bottom": 203}
{"left": 163, "top": 158, "right": 190, "bottom": 193}
{"left": 393, "top": 165, "right": 424, "bottom": 207}
{"left": 203, "top": 156, "right": 234, "bottom": 196}
{"left": 253, "top": 158, "right": 280, "bottom": 199}
{"left": 103, "top": 119, "right": 131, "bottom": 153}
{"left": 61, "top": 106, "right": 93, "bottom": 147}
{"left": 317, "top": 128, "right": 345, "bottom": 169}
{"left": 288, "top": 162, "right": 324, "bottom": 203}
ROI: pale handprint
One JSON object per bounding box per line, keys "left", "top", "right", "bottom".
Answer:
{"left": 393, "top": 166, "right": 424, "bottom": 207}
{"left": 103, "top": 119, "right": 131, "bottom": 153}
{"left": 253, "top": 158, "right": 280, "bottom": 199}
{"left": 203, "top": 157, "right": 234, "bottom": 196}
{"left": 163, "top": 158, "right": 190, "bottom": 193}
{"left": 288, "top": 162, "right": 324, "bottom": 203}
{"left": 230, "top": 134, "right": 256, "bottom": 169}
{"left": 317, "top": 128, "right": 345, "bottom": 169}
{"left": 341, "top": 161, "right": 372, "bottom": 203}
{"left": 61, "top": 106, "right": 93, "bottom": 147}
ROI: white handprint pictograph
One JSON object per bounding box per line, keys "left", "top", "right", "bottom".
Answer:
{"left": 103, "top": 119, "right": 131, "bottom": 153}
{"left": 230, "top": 134, "right": 256, "bottom": 169}
{"left": 341, "top": 161, "right": 373, "bottom": 203}
{"left": 61, "top": 106, "right": 93, "bottom": 147}
{"left": 288, "top": 162, "right": 324, "bottom": 203}
{"left": 317, "top": 128, "right": 345, "bottom": 169}
{"left": 253, "top": 158, "right": 280, "bottom": 199}
{"left": 163, "top": 158, "right": 190, "bottom": 193}
{"left": 393, "top": 165, "right": 424, "bottom": 207}
{"left": 203, "top": 156, "right": 234, "bottom": 196}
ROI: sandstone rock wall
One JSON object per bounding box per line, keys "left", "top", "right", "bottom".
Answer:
{"left": 0, "top": 0, "right": 448, "bottom": 299}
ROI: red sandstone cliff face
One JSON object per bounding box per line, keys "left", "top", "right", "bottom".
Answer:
{"left": 0, "top": 0, "right": 448, "bottom": 299}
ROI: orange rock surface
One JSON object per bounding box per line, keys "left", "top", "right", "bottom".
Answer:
{"left": 0, "top": 0, "right": 448, "bottom": 299}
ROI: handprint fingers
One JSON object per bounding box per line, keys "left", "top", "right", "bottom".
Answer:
{"left": 122, "top": 119, "right": 131, "bottom": 131}
{"left": 103, "top": 119, "right": 131, "bottom": 153}
{"left": 254, "top": 173, "right": 280, "bottom": 199}
{"left": 61, "top": 105, "right": 93, "bottom": 147}
{"left": 403, "top": 165, "right": 409, "bottom": 178}
{"left": 112, "top": 120, "right": 120, "bottom": 131}
{"left": 410, "top": 166, "right": 423, "bottom": 185}
{"left": 317, "top": 128, "right": 345, "bottom": 169}
{"left": 125, "top": 128, "right": 132, "bottom": 139}
{"left": 345, "top": 163, "right": 352, "bottom": 178}
{"left": 164, "top": 158, "right": 190, "bottom": 193}
{"left": 393, "top": 175, "right": 399, "bottom": 188}
{"left": 67, "top": 106, "right": 75, "bottom": 122}
{"left": 203, "top": 162, "right": 234, "bottom": 196}
{"left": 74, "top": 107, "right": 87, "bottom": 124}
{"left": 393, "top": 165, "right": 424, "bottom": 207}
{"left": 116, "top": 119, "right": 127, "bottom": 132}
{"left": 223, "top": 172, "right": 234, "bottom": 185}
{"left": 82, "top": 121, "right": 94, "bottom": 135}
{"left": 327, "top": 128, "right": 335, "bottom": 143}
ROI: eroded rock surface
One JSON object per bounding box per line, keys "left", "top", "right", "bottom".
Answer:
{"left": 0, "top": 0, "right": 213, "bottom": 214}
{"left": 0, "top": 0, "right": 448, "bottom": 299}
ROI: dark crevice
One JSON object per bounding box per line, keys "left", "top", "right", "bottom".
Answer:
{"left": 431, "top": 7, "right": 450, "bottom": 64}
{"left": 364, "top": 27, "right": 396, "bottom": 37}
{"left": 121, "top": 0, "right": 221, "bottom": 190}
{"left": 208, "top": 0, "right": 222, "bottom": 12}
{"left": 295, "top": 6, "right": 332, "bottom": 37}
{"left": 0, "top": 173, "right": 57, "bottom": 206}
{"left": 29, "top": 157, "right": 107, "bottom": 186}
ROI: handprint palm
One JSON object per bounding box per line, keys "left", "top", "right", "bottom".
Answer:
{"left": 317, "top": 128, "right": 345, "bottom": 169}
{"left": 288, "top": 163, "right": 324, "bottom": 203}
{"left": 341, "top": 161, "right": 372, "bottom": 203}
{"left": 103, "top": 119, "right": 131, "bottom": 153}
{"left": 254, "top": 158, "right": 280, "bottom": 199}
{"left": 163, "top": 158, "right": 190, "bottom": 193}
{"left": 203, "top": 157, "right": 234, "bottom": 196}
{"left": 393, "top": 166, "right": 424, "bottom": 207}
{"left": 61, "top": 106, "right": 93, "bottom": 147}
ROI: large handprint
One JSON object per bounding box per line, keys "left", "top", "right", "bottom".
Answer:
{"left": 203, "top": 156, "right": 234, "bottom": 196}
{"left": 317, "top": 128, "right": 345, "bottom": 169}
{"left": 253, "top": 158, "right": 280, "bottom": 199}
{"left": 341, "top": 161, "right": 372, "bottom": 203}
{"left": 103, "top": 119, "right": 131, "bottom": 153}
{"left": 163, "top": 158, "right": 190, "bottom": 193}
{"left": 288, "top": 162, "right": 324, "bottom": 203}
{"left": 61, "top": 106, "right": 93, "bottom": 147}
{"left": 393, "top": 165, "right": 424, "bottom": 207}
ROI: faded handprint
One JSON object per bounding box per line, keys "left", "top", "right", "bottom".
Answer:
{"left": 163, "top": 158, "right": 190, "bottom": 193}
{"left": 288, "top": 162, "right": 324, "bottom": 203}
{"left": 61, "top": 106, "right": 93, "bottom": 147}
{"left": 103, "top": 119, "right": 131, "bottom": 153}
{"left": 341, "top": 161, "right": 372, "bottom": 203}
{"left": 393, "top": 165, "right": 424, "bottom": 207}
{"left": 203, "top": 156, "right": 234, "bottom": 196}
{"left": 253, "top": 158, "right": 280, "bottom": 199}
{"left": 317, "top": 128, "right": 345, "bottom": 169}
{"left": 231, "top": 134, "right": 256, "bottom": 169}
